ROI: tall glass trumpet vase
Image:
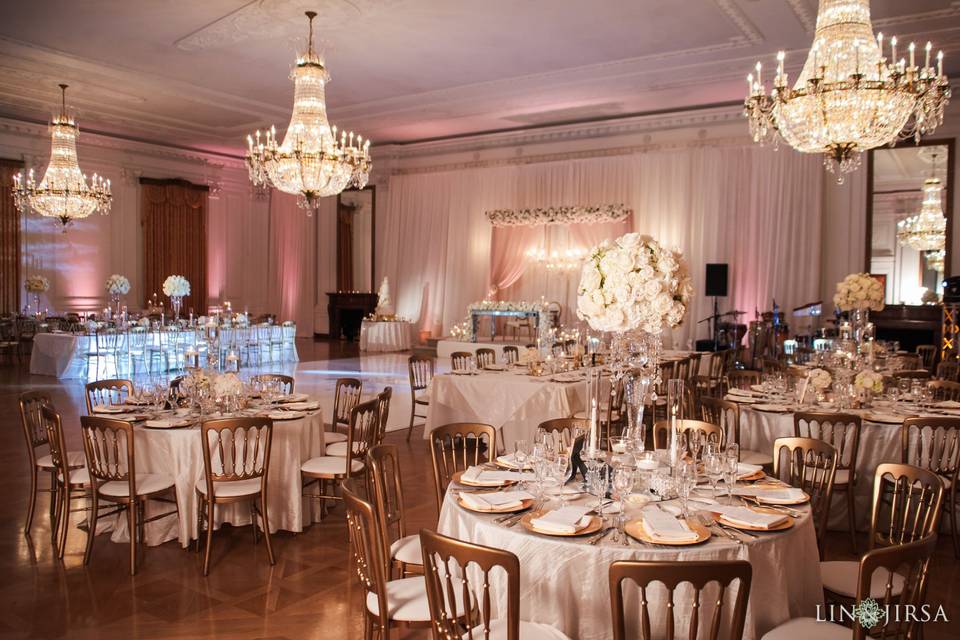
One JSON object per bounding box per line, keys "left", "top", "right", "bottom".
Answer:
{"left": 32, "top": 293, "right": 42, "bottom": 319}
{"left": 170, "top": 295, "right": 183, "bottom": 323}
{"left": 111, "top": 293, "right": 122, "bottom": 324}
{"left": 625, "top": 373, "right": 651, "bottom": 453}
{"left": 666, "top": 378, "right": 685, "bottom": 469}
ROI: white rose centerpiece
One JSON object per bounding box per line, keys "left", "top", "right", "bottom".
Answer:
{"left": 854, "top": 370, "right": 884, "bottom": 394}
{"left": 162, "top": 275, "right": 190, "bottom": 321}
{"left": 25, "top": 274, "right": 50, "bottom": 293}
{"left": 105, "top": 274, "right": 131, "bottom": 295}
{"left": 808, "top": 368, "right": 832, "bottom": 391}
{"left": 833, "top": 273, "right": 884, "bottom": 312}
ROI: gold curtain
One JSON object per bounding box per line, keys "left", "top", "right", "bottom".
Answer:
{"left": 140, "top": 178, "right": 208, "bottom": 313}
{"left": 0, "top": 158, "right": 23, "bottom": 314}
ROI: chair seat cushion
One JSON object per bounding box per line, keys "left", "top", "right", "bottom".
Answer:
{"left": 366, "top": 576, "right": 465, "bottom": 622}
{"left": 325, "top": 441, "right": 364, "bottom": 457}
{"left": 820, "top": 560, "right": 904, "bottom": 598}
{"left": 414, "top": 391, "right": 430, "bottom": 404}
{"left": 761, "top": 618, "right": 850, "bottom": 640}
{"left": 465, "top": 620, "right": 571, "bottom": 640}
{"left": 196, "top": 477, "right": 262, "bottom": 498}
{"left": 324, "top": 431, "right": 348, "bottom": 443}
{"left": 805, "top": 468, "right": 850, "bottom": 485}
{"left": 37, "top": 451, "right": 85, "bottom": 469}
{"left": 57, "top": 467, "right": 90, "bottom": 486}
{"left": 100, "top": 473, "right": 175, "bottom": 498}
{"left": 301, "top": 456, "right": 364, "bottom": 477}
{"left": 740, "top": 449, "right": 773, "bottom": 466}
{"left": 391, "top": 534, "right": 423, "bottom": 565}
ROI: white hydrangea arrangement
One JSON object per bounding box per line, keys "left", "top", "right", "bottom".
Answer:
{"left": 808, "top": 368, "right": 832, "bottom": 391}
{"left": 833, "top": 273, "right": 884, "bottom": 312}
{"left": 105, "top": 274, "right": 131, "bottom": 295}
{"left": 854, "top": 370, "right": 884, "bottom": 394}
{"left": 211, "top": 372, "right": 243, "bottom": 398}
{"left": 24, "top": 274, "right": 50, "bottom": 293}
{"left": 576, "top": 233, "right": 692, "bottom": 334}
{"left": 162, "top": 275, "right": 191, "bottom": 297}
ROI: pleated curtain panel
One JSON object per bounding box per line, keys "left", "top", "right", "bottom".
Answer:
{"left": 140, "top": 177, "right": 208, "bottom": 314}
{"left": 0, "top": 158, "right": 23, "bottom": 314}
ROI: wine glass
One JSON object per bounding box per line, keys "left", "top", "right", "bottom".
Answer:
{"left": 722, "top": 450, "right": 739, "bottom": 500}
{"left": 611, "top": 466, "right": 634, "bottom": 540}
{"left": 587, "top": 465, "right": 608, "bottom": 518}
{"left": 704, "top": 452, "right": 723, "bottom": 499}
{"left": 688, "top": 429, "right": 703, "bottom": 463}
{"left": 674, "top": 460, "right": 697, "bottom": 519}
{"left": 552, "top": 455, "right": 570, "bottom": 506}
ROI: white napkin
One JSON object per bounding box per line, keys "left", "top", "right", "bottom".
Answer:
{"left": 459, "top": 490, "right": 532, "bottom": 511}
{"left": 144, "top": 418, "right": 191, "bottom": 428}
{"left": 727, "top": 388, "right": 754, "bottom": 397}
{"left": 530, "top": 505, "right": 592, "bottom": 534}
{"left": 937, "top": 400, "right": 960, "bottom": 409}
{"left": 713, "top": 505, "right": 788, "bottom": 529}
{"left": 92, "top": 405, "right": 125, "bottom": 414}
{"left": 737, "top": 463, "right": 763, "bottom": 479}
{"left": 639, "top": 506, "right": 698, "bottom": 542}
{"left": 733, "top": 487, "right": 805, "bottom": 502}
{"left": 495, "top": 454, "right": 532, "bottom": 470}
{"left": 276, "top": 393, "right": 310, "bottom": 403}
{"left": 461, "top": 466, "right": 525, "bottom": 486}
{"left": 281, "top": 401, "right": 320, "bottom": 411}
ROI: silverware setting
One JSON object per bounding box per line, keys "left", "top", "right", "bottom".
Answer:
{"left": 587, "top": 527, "right": 615, "bottom": 545}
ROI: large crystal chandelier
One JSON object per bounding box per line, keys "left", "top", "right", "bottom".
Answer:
{"left": 744, "top": 0, "right": 950, "bottom": 181}
{"left": 12, "top": 84, "right": 112, "bottom": 229}
{"left": 897, "top": 156, "right": 946, "bottom": 252}
{"left": 245, "top": 11, "right": 371, "bottom": 214}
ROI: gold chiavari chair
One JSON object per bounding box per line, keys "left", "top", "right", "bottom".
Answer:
{"left": 673, "top": 357, "right": 690, "bottom": 386}
{"left": 725, "top": 369, "right": 761, "bottom": 392}
{"left": 196, "top": 416, "right": 275, "bottom": 575}
{"left": 368, "top": 445, "right": 421, "bottom": 578}
{"left": 901, "top": 416, "right": 960, "bottom": 557}
{"left": 686, "top": 352, "right": 703, "bottom": 383}
{"left": 699, "top": 397, "right": 771, "bottom": 466}
{"left": 929, "top": 379, "right": 960, "bottom": 402}
{"left": 916, "top": 344, "right": 936, "bottom": 371}
{"left": 407, "top": 355, "right": 434, "bottom": 442}
{"left": 475, "top": 347, "right": 496, "bottom": 368}
{"left": 343, "top": 480, "right": 434, "bottom": 640}
{"left": 502, "top": 345, "right": 519, "bottom": 364}
{"left": 326, "top": 377, "right": 363, "bottom": 444}
{"left": 80, "top": 416, "right": 178, "bottom": 575}
{"left": 609, "top": 560, "right": 752, "bottom": 640}
{"left": 761, "top": 534, "right": 937, "bottom": 640}
{"left": 18, "top": 391, "right": 84, "bottom": 535}
{"left": 820, "top": 463, "right": 944, "bottom": 604}
{"left": 652, "top": 419, "right": 724, "bottom": 452}
{"left": 84, "top": 378, "right": 134, "bottom": 415}
{"left": 250, "top": 373, "right": 295, "bottom": 394}
{"left": 892, "top": 369, "right": 931, "bottom": 382}
{"left": 420, "top": 529, "right": 571, "bottom": 640}
{"left": 573, "top": 376, "right": 626, "bottom": 444}
{"left": 936, "top": 359, "right": 960, "bottom": 382}
{"left": 761, "top": 357, "right": 783, "bottom": 374}
{"left": 538, "top": 417, "right": 587, "bottom": 452}
{"left": 328, "top": 387, "right": 393, "bottom": 457}
{"left": 302, "top": 398, "right": 380, "bottom": 518}
{"left": 450, "top": 351, "right": 473, "bottom": 371}
{"left": 794, "top": 412, "right": 862, "bottom": 552}
{"left": 429, "top": 423, "right": 497, "bottom": 515}
{"left": 772, "top": 437, "right": 838, "bottom": 554}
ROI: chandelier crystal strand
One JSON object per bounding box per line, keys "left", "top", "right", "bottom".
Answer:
{"left": 897, "top": 158, "right": 946, "bottom": 252}
{"left": 744, "top": 0, "right": 950, "bottom": 182}
{"left": 12, "top": 84, "right": 112, "bottom": 230}
{"left": 245, "top": 11, "right": 371, "bottom": 213}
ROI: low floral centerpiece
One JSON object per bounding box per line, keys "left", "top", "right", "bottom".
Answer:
{"left": 808, "top": 368, "right": 832, "bottom": 391}
{"left": 162, "top": 275, "right": 191, "bottom": 321}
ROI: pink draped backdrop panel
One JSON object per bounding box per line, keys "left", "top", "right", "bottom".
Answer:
{"left": 267, "top": 191, "right": 318, "bottom": 334}
{"left": 489, "top": 224, "right": 541, "bottom": 296}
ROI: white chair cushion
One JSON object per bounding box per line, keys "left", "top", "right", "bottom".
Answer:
{"left": 804, "top": 468, "right": 850, "bottom": 485}
{"left": 761, "top": 618, "right": 850, "bottom": 640}
{"left": 414, "top": 391, "right": 430, "bottom": 404}
{"left": 366, "top": 576, "right": 466, "bottom": 622}
{"left": 740, "top": 449, "right": 773, "bottom": 466}
{"left": 99, "top": 473, "right": 175, "bottom": 498}
{"left": 325, "top": 441, "right": 364, "bottom": 457}
{"left": 57, "top": 467, "right": 90, "bottom": 486}
{"left": 196, "top": 477, "right": 262, "bottom": 498}
{"left": 820, "top": 560, "right": 904, "bottom": 598}
{"left": 391, "top": 534, "right": 423, "bottom": 565}
{"left": 301, "top": 456, "right": 364, "bottom": 476}
{"left": 37, "top": 451, "right": 85, "bottom": 469}
{"left": 324, "top": 431, "right": 348, "bottom": 443}
{"left": 465, "top": 620, "right": 571, "bottom": 640}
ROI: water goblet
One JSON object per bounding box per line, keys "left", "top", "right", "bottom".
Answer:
{"left": 587, "top": 465, "right": 608, "bottom": 518}
{"left": 552, "top": 456, "right": 570, "bottom": 506}
{"left": 675, "top": 460, "right": 697, "bottom": 518}
{"left": 722, "top": 451, "right": 739, "bottom": 501}
{"left": 688, "top": 429, "right": 703, "bottom": 463}
{"left": 704, "top": 452, "right": 723, "bottom": 499}
{"left": 611, "top": 466, "right": 634, "bottom": 538}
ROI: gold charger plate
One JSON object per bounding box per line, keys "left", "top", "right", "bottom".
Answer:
{"left": 738, "top": 470, "right": 766, "bottom": 482}
{"left": 456, "top": 496, "right": 534, "bottom": 514}
{"left": 716, "top": 507, "right": 794, "bottom": 532}
{"left": 452, "top": 470, "right": 517, "bottom": 488}
{"left": 495, "top": 458, "right": 532, "bottom": 471}
{"left": 753, "top": 489, "right": 810, "bottom": 506}
{"left": 625, "top": 518, "right": 711, "bottom": 546}
{"left": 520, "top": 510, "right": 602, "bottom": 537}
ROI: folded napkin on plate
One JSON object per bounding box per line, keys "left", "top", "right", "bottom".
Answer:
{"left": 145, "top": 418, "right": 191, "bottom": 428}
{"left": 276, "top": 393, "right": 310, "bottom": 403}
{"left": 937, "top": 400, "right": 960, "bottom": 409}
{"left": 281, "top": 401, "right": 320, "bottom": 411}
{"left": 727, "top": 388, "right": 754, "bottom": 397}
{"left": 267, "top": 410, "right": 305, "bottom": 420}
{"left": 713, "top": 505, "right": 788, "bottom": 529}
{"left": 462, "top": 467, "right": 531, "bottom": 485}
{"left": 639, "top": 506, "right": 699, "bottom": 542}
{"left": 496, "top": 454, "right": 532, "bottom": 470}
{"left": 459, "top": 490, "right": 533, "bottom": 511}
{"left": 737, "top": 463, "right": 763, "bottom": 478}
{"left": 92, "top": 404, "right": 126, "bottom": 414}
{"left": 530, "top": 505, "right": 592, "bottom": 534}
{"left": 733, "top": 487, "right": 805, "bottom": 502}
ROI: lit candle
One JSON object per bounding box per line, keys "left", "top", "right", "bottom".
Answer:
{"left": 891, "top": 36, "right": 897, "bottom": 65}
{"left": 854, "top": 40, "right": 860, "bottom": 76}
{"left": 877, "top": 32, "right": 884, "bottom": 55}
{"left": 755, "top": 61, "right": 762, "bottom": 88}
{"left": 938, "top": 50, "right": 944, "bottom": 77}
{"left": 925, "top": 42, "right": 932, "bottom": 70}
{"left": 909, "top": 42, "right": 915, "bottom": 69}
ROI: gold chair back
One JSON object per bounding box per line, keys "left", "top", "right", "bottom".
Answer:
{"left": 250, "top": 373, "right": 295, "bottom": 394}
{"left": 80, "top": 416, "right": 136, "bottom": 496}
{"left": 793, "top": 412, "right": 862, "bottom": 475}
{"left": 725, "top": 369, "right": 760, "bottom": 391}
{"left": 699, "top": 397, "right": 740, "bottom": 449}
{"left": 375, "top": 386, "right": 393, "bottom": 443}
{"left": 19, "top": 390, "right": 53, "bottom": 462}
{"left": 199, "top": 417, "right": 273, "bottom": 490}
{"left": 420, "top": 528, "right": 520, "bottom": 640}
{"left": 537, "top": 417, "right": 587, "bottom": 452}
{"left": 900, "top": 417, "right": 960, "bottom": 483}
{"left": 772, "top": 436, "right": 837, "bottom": 547}
{"left": 342, "top": 480, "right": 390, "bottom": 632}
{"left": 929, "top": 379, "right": 960, "bottom": 402}
{"left": 429, "top": 423, "right": 497, "bottom": 513}
{"left": 652, "top": 419, "right": 724, "bottom": 451}
{"left": 475, "top": 348, "right": 496, "bottom": 368}
{"left": 892, "top": 369, "right": 931, "bottom": 381}
{"left": 346, "top": 398, "right": 381, "bottom": 479}
{"left": 84, "top": 379, "right": 134, "bottom": 414}
{"left": 935, "top": 360, "right": 959, "bottom": 382}
{"left": 502, "top": 345, "right": 519, "bottom": 364}
{"left": 333, "top": 378, "right": 363, "bottom": 429}
{"left": 608, "top": 560, "right": 752, "bottom": 640}
{"left": 916, "top": 345, "right": 936, "bottom": 370}
{"left": 686, "top": 352, "right": 702, "bottom": 383}
{"left": 450, "top": 351, "right": 473, "bottom": 371}
{"left": 39, "top": 403, "right": 68, "bottom": 484}
{"left": 409, "top": 355, "right": 434, "bottom": 390}
{"left": 869, "top": 463, "right": 944, "bottom": 550}
{"left": 368, "top": 445, "right": 409, "bottom": 559}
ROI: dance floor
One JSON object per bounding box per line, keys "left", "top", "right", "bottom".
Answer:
{"left": 1, "top": 338, "right": 958, "bottom": 639}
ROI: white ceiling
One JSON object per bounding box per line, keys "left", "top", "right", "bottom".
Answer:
{"left": 1, "top": 0, "right": 959, "bottom": 156}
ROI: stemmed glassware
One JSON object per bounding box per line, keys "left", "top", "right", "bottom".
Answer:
{"left": 688, "top": 429, "right": 703, "bottom": 464}
{"left": 704, "top": 448, "right": 723, "bottom": 499}
{"left": 587, "top": 465, "right": 608, "bottom": 518}
{"left": 675, "top": 459, "right": 697, "bottom": 518}
{"left": 722, "top": 447, "right": 739, "bottom": 500}
{"left": 611, "top": 465, "right": 634, "bottom": 540}
{"left": 552, "top": 455, "right": 570, "bottom": 507}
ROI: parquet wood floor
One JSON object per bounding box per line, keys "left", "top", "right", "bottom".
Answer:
{"left": 0, "top": 339, "right": 957, "bottom": 639}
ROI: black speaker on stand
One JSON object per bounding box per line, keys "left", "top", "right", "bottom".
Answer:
{"left": 700, "top": 264, "right": 729, "bottom": 351}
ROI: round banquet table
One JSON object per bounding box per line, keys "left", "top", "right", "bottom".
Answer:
{"left": 425, "top": 368, "right": 587, "bottom": 451}
{"left": 438, "top": 491, "right": 823, "bottom": 640}
{"left": 102, "top": 409, "right": 326, "bottom": 547}
{"left": 359, "top": 320, "right": 413, "bottom": 352}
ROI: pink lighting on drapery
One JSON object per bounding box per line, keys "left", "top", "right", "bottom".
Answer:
{"left": 267, "top": 191, "right": 317, "bottom": 332}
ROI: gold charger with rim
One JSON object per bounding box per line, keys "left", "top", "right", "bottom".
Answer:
{"left": 456, "top": 495, "right": 533, "bottom": 514}
{"left": 625, "top": 517, "right": 711, "bottom": 546}
{"left": 519, "top": 509, "right": 602, "bottom": 537}
{"left": 452, "top": 470, "right": 517, "bottom": 488}
{"left": 713, "top": 507, "right": 794, "bottom": 532}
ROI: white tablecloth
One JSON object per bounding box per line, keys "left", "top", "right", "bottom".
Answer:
{"left": 439, "top": 491, "right": 823, "bottom": 640}
{"left": 425, "top": 369, "right": 587, "bottom": 451}
{"left": 359, "top": 320, "right": 413, "bottom": 352}
{"left": 102, "top": 409, "right": 325, "bottom": 547}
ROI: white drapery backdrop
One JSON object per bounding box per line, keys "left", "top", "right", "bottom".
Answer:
{"left": 380, "top": 144, "right": 824, "bottom": 346}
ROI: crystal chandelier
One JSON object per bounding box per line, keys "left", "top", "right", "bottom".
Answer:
{"left": 245, "top": 11, "right": 371, "bottom": 214}
{"left": 12, "top": 84, "right": 111, "bottom": 229}
{"left": 925, "top": 249, "right": 945, "bottom": 273}
{"left": 744, "top": 0, "right": 950, "bottom": 181}
{"left": 897, "top": 154, "right": 946, "bottom": 252}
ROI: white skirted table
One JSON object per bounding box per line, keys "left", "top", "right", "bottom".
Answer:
{"left": 425, "top": 368, "right": 588, "bottom": 451}
{"left": 29, "top": 332, "right": 80, "bottom": 377}
{"left": 438, "top": 490, "right": 823, "bottom": 640}
{"left": 359, "top": 320, "right": 414, "bottom": 352}
{"left": 100, "top": 408, "right": 325, "bottom": 547}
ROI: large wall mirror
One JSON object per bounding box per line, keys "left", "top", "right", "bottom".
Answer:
{"left": 336, "top": 186, "right": 376, "bottom": 292}
{"left": 866, "top": 139, "right": 954, "bottom": 305}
